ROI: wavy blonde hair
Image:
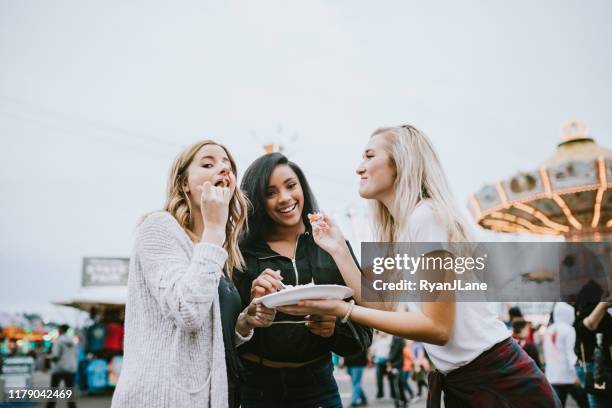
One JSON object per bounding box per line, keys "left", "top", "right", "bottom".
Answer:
{"left": 370, "top": 125, "right": 474, "bottom": 244}
{"left": 164, "top": 140, "right": 248, "bottom": 275}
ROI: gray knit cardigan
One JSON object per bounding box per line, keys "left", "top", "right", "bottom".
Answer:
{"left": 112, "top": 211, "right": 229, "bottom": 408}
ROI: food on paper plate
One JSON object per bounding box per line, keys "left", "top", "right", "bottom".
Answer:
{"left": 279, "top": 282, "right": 316, "bottom": 291}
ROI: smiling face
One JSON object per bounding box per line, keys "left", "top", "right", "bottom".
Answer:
{"left": 183, "top": 144, "right": 236, "bottom": 209}
{"left": 356, "top": 133, "right": 396, "bottom": 202}
{"left": 264, "top": 164, "right": 304, "bottom": 230}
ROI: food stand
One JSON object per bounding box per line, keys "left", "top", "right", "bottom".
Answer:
{"left": 53, "top": 257, "right": 128, "bottom": 393}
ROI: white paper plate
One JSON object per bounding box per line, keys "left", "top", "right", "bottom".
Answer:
{"left": 252, "top": 284, "right": 354, "bottom": 308}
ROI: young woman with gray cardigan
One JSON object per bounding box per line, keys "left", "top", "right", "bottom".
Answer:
{"left": 112, "top": 140, "right": 275, "bottom": 408}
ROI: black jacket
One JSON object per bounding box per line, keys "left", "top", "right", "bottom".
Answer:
{"left": 234, "top": 232, "right": 372, "bottom": 363}
{"left": 218, "top": 275, "right": 245, "bottom": 408}
{"left": 344, "top": 349, "right": 369, "bottom": 367}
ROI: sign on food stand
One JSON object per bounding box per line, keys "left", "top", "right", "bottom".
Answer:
{"left": 82, "top": 257, "right": 129, "bottom": 287}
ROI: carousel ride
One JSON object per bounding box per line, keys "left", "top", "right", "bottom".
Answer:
{"left": 469, "top": 120, "right": 612, "bottom": 241}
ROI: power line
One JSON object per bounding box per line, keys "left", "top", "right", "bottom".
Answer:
{"left": 0, "top": 110, "right": 172, "bottom": 159}
{"left": 0, "top": 95, "right": 184, "bottom": 149}
{"left": 0, "top": 95, "right": 362, "bottom": 188}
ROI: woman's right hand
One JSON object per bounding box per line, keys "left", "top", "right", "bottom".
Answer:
{"left": 251, "top": 269, "right": 284, "bottom": 300}
{"left": 198, "top": 181, "right": 231, "bottom": 244}
{"left": 309, "top": 213, "right": 348, "bottom": 256}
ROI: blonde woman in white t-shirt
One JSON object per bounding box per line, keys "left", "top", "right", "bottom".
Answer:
{"left": 278, "top": 125, "right": 561, "bottom": 408}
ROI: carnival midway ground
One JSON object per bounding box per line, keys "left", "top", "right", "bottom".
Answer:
{"left": 27, "top": 367, "right": 429, "bottom": 408}
{"left": 28, "top": 368, "right": 580, "bottom": 407}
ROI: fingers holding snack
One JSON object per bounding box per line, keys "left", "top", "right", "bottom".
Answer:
{"left": 308, "top": 212, "right": 347, "bottom": 255}
{"left": 198, "top": 181, "right": 231, "bottom": 228}
{"left": 251, "top": 268, "right": 284, "bottom": 300}
{"left": 307, "top": 212, "right": 324, "bottom": 225}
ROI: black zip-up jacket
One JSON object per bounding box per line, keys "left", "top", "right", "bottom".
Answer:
{"left": 234, "top": 232, "right": 372, "bottom": 363}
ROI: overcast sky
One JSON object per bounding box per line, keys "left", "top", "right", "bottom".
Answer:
{"left": 1, "top": 0, "right": 611, "bottom": 321}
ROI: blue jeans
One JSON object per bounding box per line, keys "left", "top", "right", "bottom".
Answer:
{"left": 576, "top": 363, "right": 611, "bottom": 408}
{"left": 347, "top": 366, "right": 367, "bottom": 405}
{"left": 240, "top": 356, "right": 342, "bottom": 408}
{"left": 401, "top": 370, "right": 415, "bottom": 398}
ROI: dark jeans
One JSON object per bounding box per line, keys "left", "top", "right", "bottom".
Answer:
{"left": 240, "top": 356, "right": 342, "bottom": 408}
{"left": 553, "top": 384, "right": 588, "bottom": 408}
{"left": 46, "top": 372, "right": 76, "bottom": 408}
{"left": 389, "top": 368, "right": 406, "bottom": 404}
{"left": 416, "top": 379, "right": 428, "bottom": 396}
{"left": 375, "top": 361, "right": 395, "bottom": 398}
{"left": 576, "top": 363, "right": 612, "bottom": 408}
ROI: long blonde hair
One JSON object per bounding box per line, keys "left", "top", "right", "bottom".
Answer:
{"left": 370, "top": 125, "right": 474, "bottom": 243}
{"left": 163, "top": 140, "right": 248, "bottom": 275}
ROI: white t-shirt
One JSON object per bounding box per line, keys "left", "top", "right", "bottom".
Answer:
{"left": 406, "top": 201, "right": 510, "bottom": 374}
{"left": 372, "top": 334, "right": 393, "bottom": 361}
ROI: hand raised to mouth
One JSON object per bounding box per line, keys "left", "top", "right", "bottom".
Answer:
{"left": 197, "top": 181, "right": 231, "bottom": 245}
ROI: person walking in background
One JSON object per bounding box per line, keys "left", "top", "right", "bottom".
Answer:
{"left": 372, "top": 331, "right": 393, "bottom": 400}
{"left": 508, "top": 306, "right": 523, "bottom": 324}
{"left": 47, "top": 324, "right": 77, "bottom": 408}
{"left": 0, "top": 325, "right": 4, "bottom": 373}
{"left": 332, "top": 352, "right": 341, "bottom": 368}
{"left": 388, "top": 335, "right": 408, "bottom": 408}
{"left": 574, "top": 281, "right": 612, "bottom": 408}
{"left": 345, "top": 349, "right": 369, "bottom": 407}
{"left": 411, "top": 342, "right": 429, "bottom": 400}
{"left": 543, "top": 303, "right": 588, "bottom": 408}
{"left": 512, "top": 319, "right": 543, "bottom": 370}
{"left": 508, "top": 305, "right": 535, "bottom": 342}
{"left": 402, "top": 340, "right": 416, "bottom": 402}
{"left": 0, "top": 325, "right": 3, "bottom": 403}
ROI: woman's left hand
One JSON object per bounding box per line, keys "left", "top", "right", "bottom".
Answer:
{"left": 306, "top": 314, "right": 336, "bottom": 338}
{"left": 277, "top": 299, "right": 347, "bottom": 318}
{"left": 237, "top": 302, "right": 276, "bottom": 335}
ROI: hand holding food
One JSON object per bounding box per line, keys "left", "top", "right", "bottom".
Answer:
{"left": 308, "top": 212, "right": 347, "bottom": 256}
{"left": 198, "top": 180, "right": 231, "bottom": 231}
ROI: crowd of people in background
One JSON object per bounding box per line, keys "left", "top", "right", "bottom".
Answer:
{"left": 510, "top": 296, "right": 611, "bottom": 407}
{"left": 4, "top": 298, "right": 610, "bottom": 408}
{"left": 333, "top": 330, "right": 430, "bottom": 408}
{"left": 47, "top": 324, "right": 77, "bottom": 408}
{"left": 338, "top": 298, "right": 610, "bottom": 408}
